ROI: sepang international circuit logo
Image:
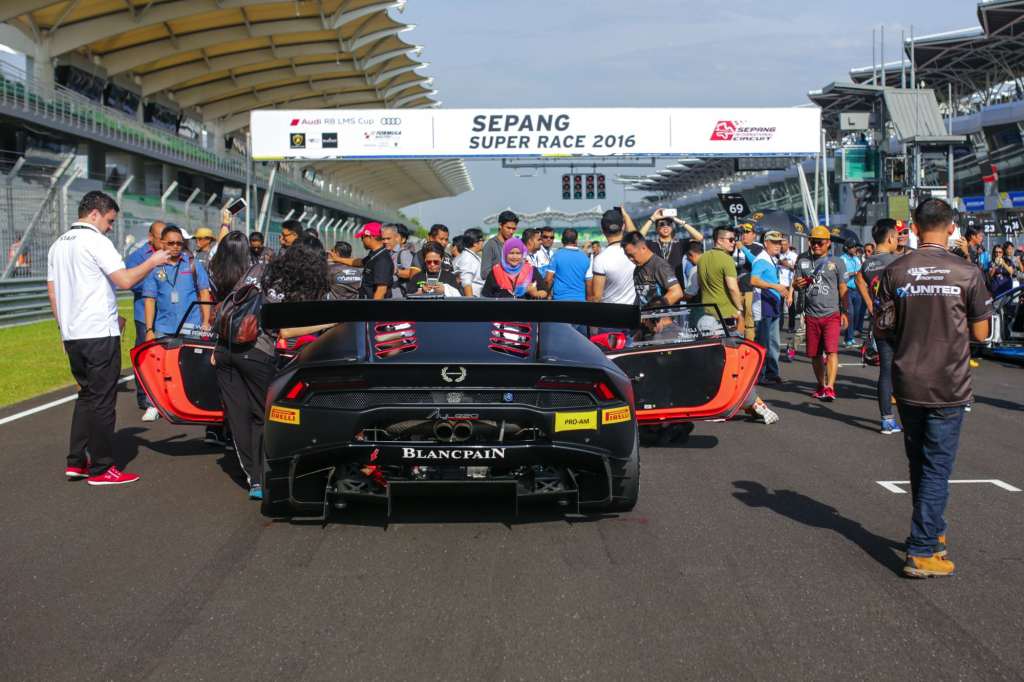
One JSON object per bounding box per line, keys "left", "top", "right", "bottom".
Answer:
{"left": 710, "top": 121, "right": 737, "bottom": 140}
{"left": 710, "top": 120, "right": 777, "bottom": 142}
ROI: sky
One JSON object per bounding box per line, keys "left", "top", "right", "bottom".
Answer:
{"left": 398, "top": 0, "right": 976, "bottom": 231}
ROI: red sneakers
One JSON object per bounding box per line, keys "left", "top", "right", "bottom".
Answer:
{"left": 811, "top": 387, "right": 828, "bottom": 400}
{"left": 66, "top": 454, "right": 92, "bottom": 480}
{"left": 822, "top": 386, "right": 837, "bottom": 402}
{"left": 86, "top": 466, "right": 141, "bottom": 486}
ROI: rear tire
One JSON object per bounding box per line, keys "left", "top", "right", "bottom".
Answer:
{"left": 602, "top": 433, "right": 640, "bottom": 512}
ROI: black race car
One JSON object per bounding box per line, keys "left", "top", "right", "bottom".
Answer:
{"left": 132, "top": 300, "right": 759, "bottom": 519}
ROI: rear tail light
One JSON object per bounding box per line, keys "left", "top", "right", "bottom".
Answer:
{"left": 593, "top": 381, "right": 616, "bottom": 401}
{"left": 281, "top": 380, "right": 308, "bottom": 402}
{"left": 535, "top": 376, "right": 619, "bottom": 402}
{"left": 490, "top": 322, "right": 531, "bottom": 357}
{"left": 374, "top": 321, "right": 417, "bottom": 358}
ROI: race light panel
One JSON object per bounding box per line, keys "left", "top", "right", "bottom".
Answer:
{"left": 562, "top": 174, "right": 571, "bottom": 200}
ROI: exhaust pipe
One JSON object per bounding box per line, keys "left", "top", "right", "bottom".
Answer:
{"left": 433, "top": 420, "right": 455, "bottom": 442}
{"left": 451, "top": 420, "right": 474, "bottom": 442}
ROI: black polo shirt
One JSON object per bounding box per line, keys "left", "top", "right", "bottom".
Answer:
{"left": 360, "top": 247, "right": 394, "bottom": 299}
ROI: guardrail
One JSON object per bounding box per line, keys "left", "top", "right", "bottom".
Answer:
{"left": 0, "top": 278, "right": 131, "bottom": 328}
{"left": 0, "top": 277, "right": 51, "bottom": 327}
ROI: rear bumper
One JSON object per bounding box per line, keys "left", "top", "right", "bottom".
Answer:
{"left": 262, "top": 440, "right": 619, "bottom": 518}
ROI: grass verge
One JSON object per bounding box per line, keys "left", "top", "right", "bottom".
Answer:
{"left": 0, "top": 298, "right": 135, "bottom": 409}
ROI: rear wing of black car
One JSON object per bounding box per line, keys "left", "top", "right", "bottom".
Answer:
{"left": 261, "top": 299, "right": 640, "bottom": 330}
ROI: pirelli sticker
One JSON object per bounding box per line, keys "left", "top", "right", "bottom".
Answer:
{"left": 554, "top": 410, "right": 597, "bottom": 432}
{"left": 602, "top": 405, "right": 632, "bottom": 425}
{"left": 269, "top": 405, "right": 300, "bottom": 426}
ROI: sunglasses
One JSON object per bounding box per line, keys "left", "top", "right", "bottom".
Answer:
{"left": 164, "top": 240, "right": 184, "bottom": 246}
{"left": 720, "top": 236, "right": 737, "bottom": 243}
{"left": 425, "top": 259, "right": 442, "bottom": 265}
{"left": 810, "top": 239, "right": 829, "bottom": 246}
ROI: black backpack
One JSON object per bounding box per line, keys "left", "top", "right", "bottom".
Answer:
{"left": 214, "top": 263, "right": 266, "bottom": 346}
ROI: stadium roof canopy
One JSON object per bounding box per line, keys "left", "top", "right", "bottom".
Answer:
{"left": 620, "top": 158, "right": 778, "bottom": 197}
{"left": 481, "top": 207, "right": 608, "bottom": 227}
{"left": 0, "top": 0, "right": 472, "bottom": 209}
{"left": 844, "top": 1, "right": 1024, "bottom": 108}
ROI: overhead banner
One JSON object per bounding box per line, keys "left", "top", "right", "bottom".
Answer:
{"left": 250, "top": 108, "right": 821, "bottom": 160}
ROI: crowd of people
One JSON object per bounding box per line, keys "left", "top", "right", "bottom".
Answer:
{"left": 46, "top": 189, "right": 1004, "bottom": 579}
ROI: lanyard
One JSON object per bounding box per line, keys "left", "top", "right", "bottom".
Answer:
{"left": 162, "top": 258, "right": 184, "bottom": 289}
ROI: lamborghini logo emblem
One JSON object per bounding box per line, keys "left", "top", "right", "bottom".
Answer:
{"left": 441, "top": 366, "right": 467, "bottom": 383}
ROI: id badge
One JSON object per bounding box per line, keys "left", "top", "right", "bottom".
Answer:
{"left": 170, "top": 291, "right": 180, "bottom": 304}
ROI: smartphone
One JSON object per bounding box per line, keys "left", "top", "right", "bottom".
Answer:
{"left": 426, "top": 275, "right": 439, "bottom": 286}
{"left": 225, "top": 197, "right": 247, "bottom": 215}
{"left": 662, "top": 208, "right": 678, "bottom": 218}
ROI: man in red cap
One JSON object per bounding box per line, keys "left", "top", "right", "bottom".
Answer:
{"left": 334, "top": 222, "right": 393, "bottom": 300}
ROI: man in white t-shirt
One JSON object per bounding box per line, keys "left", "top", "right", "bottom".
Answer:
{"left": 47, "top": 191, "right": 170, "bottom": 486}
{"left": 590, "top": 209, "right": 636, "bottom": 305}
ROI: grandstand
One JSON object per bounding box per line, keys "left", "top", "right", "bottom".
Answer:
{"left": 0, "top": 0, "right": 472, "bottom": 277}
{"left": 624, "top": 0, "right": 1024, "bottom": 241}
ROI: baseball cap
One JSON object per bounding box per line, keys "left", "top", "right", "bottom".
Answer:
{"left": 809, "top": 225, "right": 831, "bottom": 240}
{"left": 896, "top": 220, "right": 909, "bottom": 233}
{"left": 763, "top": 230, "right": 785, "bottom": 242}
{"left": 738, "top": 222, "right": 755, "bottom": 233}
{"left": 497, "top": 210, "right": 519, "bottom": 225}
{"left": 355, "top": 221, "right": 383, "bottom": 238}
{"left": 194, "top": 227, "right": 215, "bottom": 239}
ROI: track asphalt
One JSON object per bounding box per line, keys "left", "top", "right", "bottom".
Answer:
{"left": 1, "top": 350, "right": 1022, "bottom": 680}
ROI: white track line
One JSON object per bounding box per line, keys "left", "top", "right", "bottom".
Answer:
{"left": 877, "top": 479, "right": 1022, "bottom": 494}
{"left": 0, "top": 376, "right": 133, "bottom": 427}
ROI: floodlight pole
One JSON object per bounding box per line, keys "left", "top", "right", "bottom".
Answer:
{"left": 822, "top": 129, "right": 831, "bottom": 226}
{"left": 245, "top": 132, "right": 252, "bottom": 235}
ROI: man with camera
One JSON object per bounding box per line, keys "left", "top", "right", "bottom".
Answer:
{"left": 876, "top": 199, "right": 991, "bottom": 578}
{"left": 794, "top": 226, "right": 848, "bottom": 401}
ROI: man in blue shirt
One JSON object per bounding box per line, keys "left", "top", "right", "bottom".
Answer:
{"left": 545, "top": 228, "right": 592, "bottom": 301}
{"left": 141, "top": 225, "right": 211, "bottom": 420}
{"left": 751, "top": 231, "right": 791, "bottom": 383}
{"left": 840, "top": 241, "right": 864, "bottom": 346}
{"left": 125, "top": 220, "right": 164, "bottom": 410}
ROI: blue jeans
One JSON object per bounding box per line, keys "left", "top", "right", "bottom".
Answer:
{"left": 755, "top": 314, "right": 781, "bottom": 381}
{"left": 876, "top": 336, "right": 895, "bottom": 419}
{"left": 133, "top": 319, "right": 152, "bottom": 410}
{"left": 845, "top": 289, "right": 865, "bottom": 342}
{"left": 896, "top": 403, "right": 966, "bottom": 557}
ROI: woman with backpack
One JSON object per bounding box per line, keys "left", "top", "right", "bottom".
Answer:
{"left": 209, "top": 231, "right": 276, "bottom": 500}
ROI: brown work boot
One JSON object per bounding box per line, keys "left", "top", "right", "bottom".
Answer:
{"left": 903, "top": 553, "right": 955, "bottom": 578}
